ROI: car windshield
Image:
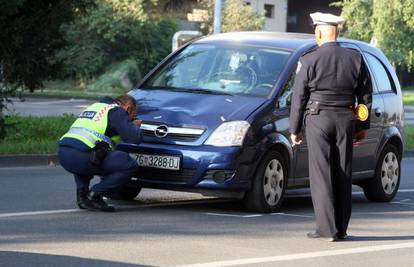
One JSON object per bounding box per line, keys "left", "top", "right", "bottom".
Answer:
{"left": 142, "top": 43, "right": 291, "bottom": 97}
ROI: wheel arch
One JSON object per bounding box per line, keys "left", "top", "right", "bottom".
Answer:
{"left": 377, "top": 126, "right": 404, "bottom": 162}
{"left": 254, "top": 132, "right": 293, "bottom": 181}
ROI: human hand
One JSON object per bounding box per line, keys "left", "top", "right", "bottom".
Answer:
{"left": 133, "top": 119, "right": 142, "bottom": 128}
{"left": 353, "top": 130, "right": 368, "bottom": 146}
{"left": 290, "top": 133, "right": 303, "bottom": 147}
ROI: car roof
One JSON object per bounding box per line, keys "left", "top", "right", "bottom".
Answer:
{"left": 195, "top": 31, "right": 378, "bottom": 54}
{"left": 195, "top": 32, "right": 316, "bottom": 51}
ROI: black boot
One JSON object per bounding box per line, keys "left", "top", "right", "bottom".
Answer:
{"left": 84, "top": 191, "right": 115, "bottom": 212}
{"left": 76, "top": 188, "right": 90, "bottom": 210}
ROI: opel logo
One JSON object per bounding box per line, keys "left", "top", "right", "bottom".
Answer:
{"left": 154, "top": 125, "right": 169, "bottom": 138}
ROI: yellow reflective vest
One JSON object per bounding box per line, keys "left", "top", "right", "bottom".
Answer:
{"left": 61, "top": 103, "right": 121, "bottom": 149}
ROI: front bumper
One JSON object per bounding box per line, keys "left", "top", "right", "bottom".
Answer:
{"left": 117, "top": 142, "right": 257, "bottom": 191}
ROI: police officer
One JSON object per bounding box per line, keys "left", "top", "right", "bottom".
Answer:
{"left": 58, "top": 94, "right": 143, "bottom": 212}
{"left": 289, "top": 12, "right": 372, "bottom": 241}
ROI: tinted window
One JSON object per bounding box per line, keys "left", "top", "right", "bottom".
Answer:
{"left": 143, "top": 44, "right": 291, "bottom": 97}
{"left": 365, "top": 53, "right": 393, "bottom": 93}
{"left": 278, "top": 73, "right": 294, "bottom": 109}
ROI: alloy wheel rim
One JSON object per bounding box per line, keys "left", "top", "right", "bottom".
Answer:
{"left": 263, "top": 159, "right": 284, "bottom": 206}
{"left": 381, "top": 152, "right": 399, "bottom": 195}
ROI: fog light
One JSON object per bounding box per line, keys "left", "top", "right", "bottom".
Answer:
{"left": 204, "top": 170, "right": 235, "bottom": 183}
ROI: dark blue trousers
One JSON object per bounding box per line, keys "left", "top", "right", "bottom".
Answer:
{"left": 58, "top": 146, "right": 138, "bottom": 194}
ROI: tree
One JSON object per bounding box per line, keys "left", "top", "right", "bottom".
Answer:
{"left": 0, "top": 0, "right": 92, "bottom": 139}
{"left": 334, "top": 0, "right": 414, "bottom": 71}
{"left": 55, "top": 0, "right": 178, "bottom": 81}
{"left": 200, "top": 0, "right": 265, "bottom": 34}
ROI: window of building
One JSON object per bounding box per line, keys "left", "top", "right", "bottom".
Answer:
{"left": 264, "top": 4, "right": 274, "bottom": 18}
{"left": 245, "top": 1, "right": 251, "bottom": 6}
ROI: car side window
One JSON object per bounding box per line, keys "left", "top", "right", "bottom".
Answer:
{"left": 278, "top": 72, "right": 295, "bottom": 109}
{"left": 364, "top": 53, "right": 395, "bottom": 93}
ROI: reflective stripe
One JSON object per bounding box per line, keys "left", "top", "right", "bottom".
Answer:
{"left": 68, "top": 127, "right": 115, "bottom": 148}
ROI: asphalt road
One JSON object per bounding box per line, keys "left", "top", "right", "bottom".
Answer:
{"left": 0, "top": 159, "right": 414, "bottom": 267}
{"left": 6, "top": 97, "right": 93, "bottom": 117}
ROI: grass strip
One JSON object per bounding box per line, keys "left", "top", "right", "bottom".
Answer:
{"left": 405, "top": 125, "right": 414, "bottom": 150}
{"left": 1, "top": 115, "right": 76, "bottom": 155}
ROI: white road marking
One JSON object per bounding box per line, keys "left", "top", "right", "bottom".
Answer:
{"left": 176, "top": 242, "right": 414, "bottom": 267}
{"left": 205, "top": 213, "right": 263, "bottom": 218}
{"left": 391, "top": 201, "right": 414, "bottom": 206}
{"left": 286, "top": 188, "right": 414, "bottom": 199}
{"left": 0, "top": 199, "right": 230, "bottom": 219}
{"left": 29, "top": 99, "right": 87, "bottom": 105}
{"left": 0, "top": 209, "right": 80, "bottom": 218}
{"left": 270, "top": 212, "right": 313, "bottom": 218}
{"left": 353, "top": 210, "right": 414, "bottom": 215}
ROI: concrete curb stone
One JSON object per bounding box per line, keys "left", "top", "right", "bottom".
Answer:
{"left": 0, "top": 154, "right": 59, "bottom": 168}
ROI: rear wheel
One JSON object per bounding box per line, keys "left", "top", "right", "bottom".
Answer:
{"left": 244, "top": 150, "right": 288, "bottom": 212}
{"left": 362, "top": 144, "right": 401, "bottom": 202}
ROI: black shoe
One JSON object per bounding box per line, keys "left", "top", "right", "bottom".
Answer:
{"left": 307, "top": 232, "right": 337, "bottom": 242}
{"left": 76, "top": 188, "right": 90, "bottom": 210}
{"left": 336, "top": 233, "right": 349, "bottom": 240}
{"left": 84, "top": 192, "right": 115, "bottom": 212}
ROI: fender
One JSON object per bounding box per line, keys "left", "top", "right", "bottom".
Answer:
{"left": 376, "top": 126, "right": 404, "bottom": 162}
{"left": 246, "top": 131, "right": 294, "bottom": 187}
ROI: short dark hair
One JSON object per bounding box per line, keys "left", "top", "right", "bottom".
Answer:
{"left": 115, "top": 94, "right": 136, "bottom": 107}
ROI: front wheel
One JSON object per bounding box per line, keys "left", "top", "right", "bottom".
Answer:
{"left": 362, "top": 144, "right": 401, "bottom": 202}
{"left": 244, "top": 150, "right": 288, "bottom": 212}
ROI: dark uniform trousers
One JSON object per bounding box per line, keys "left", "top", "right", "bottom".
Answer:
{"left": 305, "top": 108, "right": 355, "bottom": 237}
{"left": 58, "top": 146, "right": 138, "bottom": 194}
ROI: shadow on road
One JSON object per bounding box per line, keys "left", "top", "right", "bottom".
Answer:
{"left": 0, "top": 251, "right": 155, "bottom": 267}
{"left": 347, "top": 235, "right": 414, "bottom": 242}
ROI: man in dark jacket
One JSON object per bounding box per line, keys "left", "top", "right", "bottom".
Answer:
{"left": 58, "top": 94, "right": 143, "bottom": 212}
{"left": 289, "top": 12, "right": 372, "bottom": 241}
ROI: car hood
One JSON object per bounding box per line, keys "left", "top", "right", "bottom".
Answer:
{"left": 130, "top": 89, "right": 267, "bottom": 128}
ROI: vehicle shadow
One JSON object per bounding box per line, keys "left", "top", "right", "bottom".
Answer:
{"left": 0, "top": 251, "right": 154, "bottom": 267}
{"left": 346, "top": 235, "right": 414, "bottom": 242}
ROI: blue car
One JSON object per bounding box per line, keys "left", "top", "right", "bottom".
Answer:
{"left": 117, "top": 32, "right": 404, "bottom": 212}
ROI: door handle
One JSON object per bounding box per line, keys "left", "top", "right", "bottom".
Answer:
{"left": 375, "top": 108, "right": 382, "bottom": 117}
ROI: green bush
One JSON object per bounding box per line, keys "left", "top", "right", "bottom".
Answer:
{"left": 87, "top": 59, "right": 141, "bottom": 93}
{"left": 55, "top": 0, "right": 178, "bottom": 82}
{"left": 0, "top": 115, "right": 76, "bottom": 154}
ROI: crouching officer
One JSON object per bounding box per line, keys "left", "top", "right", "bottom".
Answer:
{"left": 58, "top": 94, "right": 142, "bottom": 212}
{"left": 289, "top": 13, "right": 372, "bottom": 241}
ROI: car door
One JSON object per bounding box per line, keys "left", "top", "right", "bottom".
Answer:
{"left": 340, "top": 44, "right": 385, "bottom": 176}
{"left": 277, "top": 70, "right": 310, "bottom": 185}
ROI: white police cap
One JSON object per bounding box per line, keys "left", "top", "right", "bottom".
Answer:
{"left": 310, "top": 12, "right": 344, "bottom": 26}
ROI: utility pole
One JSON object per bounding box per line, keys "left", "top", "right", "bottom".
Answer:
{"left": 213, "top": 0, "right": 223, "bottom": 34}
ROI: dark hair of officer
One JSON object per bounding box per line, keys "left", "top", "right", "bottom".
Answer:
{"left": 114, "top": 94, "right": 137, "bottom": 121}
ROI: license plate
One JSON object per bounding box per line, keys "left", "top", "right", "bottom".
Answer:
{"left": 134, "top": 154, "right": 180, "bottom": 170}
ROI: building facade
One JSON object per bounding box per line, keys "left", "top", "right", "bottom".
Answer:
{"left": 245, "top": 0, "right": 288, "bottom": 32}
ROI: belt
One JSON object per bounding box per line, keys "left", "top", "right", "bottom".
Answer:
{"left": 67, "top": 127, "right": 115, "bottom": 148}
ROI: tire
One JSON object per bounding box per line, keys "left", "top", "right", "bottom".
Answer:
{"left": 362, "top": 144, "right": 401, "bottom": 202}
{"left": 244, "top": 150, "right": 288, "bottom": 212}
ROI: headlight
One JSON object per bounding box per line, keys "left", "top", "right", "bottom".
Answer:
{"left": 205, "top": 121, "right": 250, "bottom": 147}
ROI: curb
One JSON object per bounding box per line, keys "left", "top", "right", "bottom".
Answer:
{"left": 0, "top": 151, "right": 413, "bottom": 168}
{"left": 0, "top": 154, "right": 59, "bottom": 168}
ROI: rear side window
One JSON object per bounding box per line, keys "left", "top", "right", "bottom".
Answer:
{"left": 364, "top": 53, "right": 394, "bottom": 93}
